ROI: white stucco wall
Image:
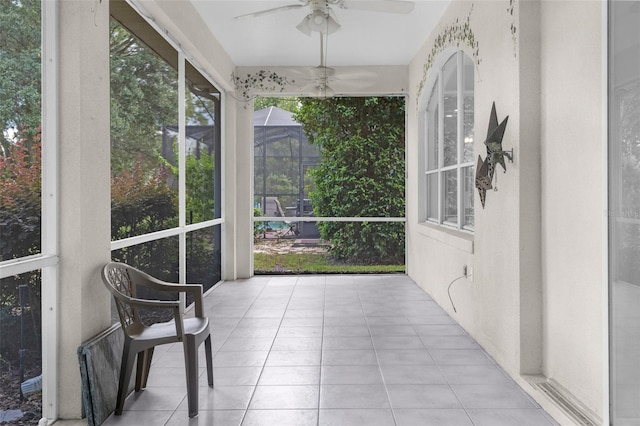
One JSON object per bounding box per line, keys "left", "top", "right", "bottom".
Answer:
{"left": 539, "top": 0, "right": 605, "bottom": 416}
{"left": 408, "top": 0, "right": 524, "bottom": 374}
{"left": 407, "top": 0, "right": 605, "bottom": 422}
{"left": 58, "top": 0, "right": 112, "bottom": 418}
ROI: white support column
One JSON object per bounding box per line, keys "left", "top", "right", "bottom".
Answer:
{"left": 41, "top": 0, "right": 59, "bottom": 420}
{"left": 235, "top": 102, "right": 254, "bottom": 278}
{"left": 223, "top": 98, "right": 254, "bottom": 280}
{"left": 57, "top": 0, "right": 112, "bottom": 418}
{"left": 517, "top": 0, "right": 543, "bottom": 376}
{"left": 222, "top": 97, "right": 237, "bottom": 280}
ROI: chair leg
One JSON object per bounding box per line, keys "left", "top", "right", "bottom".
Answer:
{"left": 183, "top": 337, "right": 199, "bottom": 418}
{"left": 135, "top": 348, "right": 154, "bottom": 390}
{"left": 135, "top": 351, "right": 144, "bottom": 391}
{"left": 204, "top": 335, "right": 214, "bottom": 387}
{"left": 116, "top": 341, "right": 137, "bottom": 415}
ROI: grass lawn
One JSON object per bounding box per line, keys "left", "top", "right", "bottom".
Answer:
{"left": 254, "top": 252, "right": 405, "bottom": 274}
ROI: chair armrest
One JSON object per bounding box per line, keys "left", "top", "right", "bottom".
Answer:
{"left": 110, "top": 263, "right": 207, "bottom": 318}
{"left": 155, "top": 283, "right": 205, "bottom": 317}
{"left": 182, "top": 285, "right": 205, "bottom": 317}
{"left": 141, "top": 281, "right": 205, "bottom": 317}
{"left": 129, "top": 270, "right": 205, "bottom": 317}
{"left": 130, "top": 270, "right": 203, "bottom": 294}
{"left": 113, "top": 293, "right": 185, "bottom": 336}
{"left": 114, "top": 292, "right": 181, "bottom": 310}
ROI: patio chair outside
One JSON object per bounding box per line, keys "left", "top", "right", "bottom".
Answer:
{"left": 100, "top": 262, "right": 213, "bottom": 418}
{"left": 272, "top": 197, "right": 299, "bottom": 237}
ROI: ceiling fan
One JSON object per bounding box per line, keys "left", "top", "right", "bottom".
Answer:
{"left": 307, "top": 62, "right": 336, "bottom": 97}
{"left": 292, "top": 34, "right": 376, "bottom": 97}
{"left": 235, "top": 0, "right": 415, "bottom": 36}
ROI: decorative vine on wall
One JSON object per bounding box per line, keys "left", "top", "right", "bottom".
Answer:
{"left": 416, "top": 0, "right": 520, "bottom": 107}
{"left": 231, "top": 70, "right": 294, "bottom": 101}
{"left": 92, "top": 0, "right": 103, "bottom": 27}
{"left": 416, "top": 5, "right": 480, "bottom": 107}
{"left": 508, "top": 0, "right": 518, "bottom": 57}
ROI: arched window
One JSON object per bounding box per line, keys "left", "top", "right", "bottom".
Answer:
{"left": 420, "top": 50, "right": 475, "bottom": 230}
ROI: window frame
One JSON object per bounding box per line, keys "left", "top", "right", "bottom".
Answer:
{"left": 421, "top": 49, "right": 475, "bottom": 232}
{"left": 109, "top": 2, "right": 225, "bottom": 302}
{"left": 0, "top": 1, "right": 59, "bottom": 420}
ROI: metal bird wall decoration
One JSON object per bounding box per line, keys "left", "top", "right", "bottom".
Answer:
{"left": 475, "top": 102, "right": 513, "bottom": 208}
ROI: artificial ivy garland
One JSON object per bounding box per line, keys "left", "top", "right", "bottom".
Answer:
{"left": 416, "top": 0, "right": 519, "bottom": 106}
{"left": 231, "top": 70, "right": 294, "bottom": 101}
{"left": 416, "top": 5, "right": 480, "bottom": 107}
{"left": 508, "top": 0, "right": 518, "bottom": 57}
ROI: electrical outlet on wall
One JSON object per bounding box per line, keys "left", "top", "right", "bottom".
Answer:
{"left": 468, "top": 266, "right": 473, "bottom": 282}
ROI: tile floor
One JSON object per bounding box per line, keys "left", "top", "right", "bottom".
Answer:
{"left": 98, "top": 274, "right": 558, "bottom": 426}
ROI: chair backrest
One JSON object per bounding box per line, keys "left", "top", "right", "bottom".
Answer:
{"left": 102, "top": 263, "right": 140, "bottom": 331}
{"left": 273, "top": 198, "right": 286, "bottom": 217}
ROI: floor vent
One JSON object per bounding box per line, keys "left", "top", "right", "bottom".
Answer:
{"left": 535, "top": 381, "right": 599, "bottom": 426}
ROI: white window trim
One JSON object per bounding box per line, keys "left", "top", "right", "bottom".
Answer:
{"left": 420, "top": 49, "right": 474, "bottom": 232}
{"left": 0, "top": 1, "right": 60, "bottom": 422}
{"left": 41, "top": 1, "right": 59, "bottom": 420}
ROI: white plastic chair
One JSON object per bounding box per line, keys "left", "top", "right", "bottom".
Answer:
{"left": 101, "top": 262, "right": 213, "bottom": 418}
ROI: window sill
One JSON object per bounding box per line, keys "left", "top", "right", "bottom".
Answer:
{"left": 416, "top": 222, "right": 474, "bottom": 254}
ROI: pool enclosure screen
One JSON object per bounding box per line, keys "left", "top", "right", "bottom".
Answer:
{"left": 254, "top": 106, "right": 320, "bottom": 237}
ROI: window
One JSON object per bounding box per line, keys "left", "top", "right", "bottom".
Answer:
{"left": 109, "top": 2, "right": 223, "bottom": 312}
{"left": 421, "top": 50, "right": 475, "bottom": 230}
{"left": 609, "top": 1, "right": 640, "bottom": 423}
{"left": 0, "top": 0, "right": 59, "bottom": 421}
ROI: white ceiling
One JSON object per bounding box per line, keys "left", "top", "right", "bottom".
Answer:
{"left": 190, "top": 0, "right": 451, "bottom": 68}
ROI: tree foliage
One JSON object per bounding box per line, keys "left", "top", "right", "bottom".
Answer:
{"left": 0, "top": 129, "right": 42, "bottom": 377}
{"left": 185, "top": 150, "right": 215, "bottom": 224}
{"left": 110, "top": 157, "right": 180, "bottom": 282}
{"left": 0, "top": 1, "right": 42, "bottom": 383}
{"left": 294, "top": 97, "right": 406, "bottom": 264}
{"left": 110, "top": 20, "right": 178, "bottom": 174}
{"left": 0, "top": 129, "right": 41, "bottom": 261}
{"left": 0, "top": 0, "right": 41, "bottom": 151}
{"left": 108, "top": 20, "right": 181, "bottom": 278}
{"left": 254, "top": 97, "right": 300, "bottom": 113}
{"left": 111, "top": 159, "right": 178, "bottom": 239}
{"left": 110, "top": 19, "right": 221, "bottom": 281}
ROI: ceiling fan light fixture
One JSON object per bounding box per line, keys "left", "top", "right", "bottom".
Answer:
{"left": 296, "top": 17, "right": 313, "bottom": 36}
{"left": 296, "top": 10, "right": 341, "bottom": 36}
{"left": 315, "top": 83, "right": 335, "bottom": 98}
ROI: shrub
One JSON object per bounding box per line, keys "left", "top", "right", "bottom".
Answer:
{"left": 111, "top": 159, "right": 179, "bottom": 278}
{"left": 294, "top": 97, "right": 405, "bottom": 264}
{"left": 0, "top": 129, "right": 42, "bottom": 374}
{"left": 0, "top": 130, "right": 41, "bottom": 261}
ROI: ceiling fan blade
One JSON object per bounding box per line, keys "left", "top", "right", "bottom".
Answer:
{"left": 342, "top": 0, "right": 415, "bottom": 14}
{"left": 235, "top": 4, "right": 305, "bottom": 20}
{"left": 302, "top": 82, "right": 336, "bottom": 98}
{"left": 327, "top": 7, "right": 340, "bottom": 22}
{"left": 310, "top": 66, "right": 336, "bottom": 80}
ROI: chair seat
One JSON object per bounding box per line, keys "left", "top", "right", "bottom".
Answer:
{"left": 131, "top": 317, "right": 209, "bottom": 341}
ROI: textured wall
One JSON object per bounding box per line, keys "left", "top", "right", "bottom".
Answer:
{"left": 407, "top": 0, "right": 605, "bottom": 422}
{"left": 58, "top": 0, "right": 112, "bottom": 418}
{"left": 539, "top": 0, "right": 605, "bottom": 417}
